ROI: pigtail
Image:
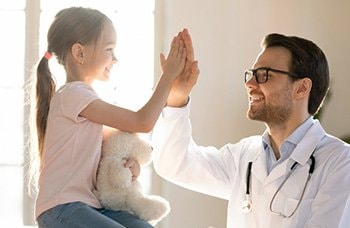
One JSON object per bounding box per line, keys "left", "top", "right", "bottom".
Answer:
{"left": 36, "top": 53, "right": 56, "bottom": 161}
{"left": 26, "top": 53, "right": 55, "bottom": 194}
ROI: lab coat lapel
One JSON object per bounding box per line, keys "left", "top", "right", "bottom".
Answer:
{"left": 290, "top": 120, "right": 325, "bottom": 166}
{"left": 264, "top": 159, "right": 289, "bottom": 186}
{"left": 251, "top": 148, "right": 268, "bottom": 183}
{"left": 265, "top": 120, "right": 326, "bottom": 186}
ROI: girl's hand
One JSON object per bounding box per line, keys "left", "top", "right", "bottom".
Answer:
{"left": 124, "top": 158, "right": 141, "bottom": 181}
{"left": 160, "top": 35, "right": 187, "bottom": 81}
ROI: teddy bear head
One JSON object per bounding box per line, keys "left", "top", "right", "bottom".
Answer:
{"left": 102, "top": 131, "right": 153, "bottom": 166}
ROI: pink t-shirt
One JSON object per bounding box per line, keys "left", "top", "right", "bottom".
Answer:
{"left": 35, "top": 82, "right": 103, "bottom": 218}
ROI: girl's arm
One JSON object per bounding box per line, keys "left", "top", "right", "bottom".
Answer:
{"left": 80, "top": 35, "right": 187, "bottom": 133}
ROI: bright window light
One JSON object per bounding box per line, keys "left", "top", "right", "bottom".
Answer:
{"left": 0, "top": 2, "right": 25, "bottom": 226}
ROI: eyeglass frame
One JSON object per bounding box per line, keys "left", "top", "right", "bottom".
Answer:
{"left": 244, "top": 67, "right": 301, "bottom": 84}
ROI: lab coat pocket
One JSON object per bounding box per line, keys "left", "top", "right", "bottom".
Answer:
{"left": 271, "top": 165, "right": 313, "bottom": 218}
{"left": 281, "top": 196, "right": 329, "bottom": 228}
{"left": 269, "top": 191, "right": 304, "bottom": 217}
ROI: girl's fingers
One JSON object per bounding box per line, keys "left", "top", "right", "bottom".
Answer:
{"left": 170, "top": 37, "right": 179, "bottom": 57}
{"left": 174, "top": 38, "right": 187, "bottom": 60}
{"left": 176, "top": 39, "right": 184, "bottom": 58}
{"left": 160, "top": 53, "right": 166, "bottom": 68}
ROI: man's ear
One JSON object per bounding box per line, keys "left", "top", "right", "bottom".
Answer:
{"left": 71, "top": 43, "right": 84, "bottom": 64}
{"left": 295, "top": 77, "right": 312, "bottom": 99}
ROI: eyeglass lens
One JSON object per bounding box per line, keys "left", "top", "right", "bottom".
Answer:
{"left": 245, "top": 68, "right": 269, "bottom": 84}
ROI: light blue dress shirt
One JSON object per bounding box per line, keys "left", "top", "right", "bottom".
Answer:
{"left": 262, "top": 117, "right": 314, "bottom": 174}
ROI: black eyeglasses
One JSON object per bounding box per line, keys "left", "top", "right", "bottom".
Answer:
{"left": 244, "top": 67, "right": 300, "bottom": 84}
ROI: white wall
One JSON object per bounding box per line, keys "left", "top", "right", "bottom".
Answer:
{"left": 154, "top": 0, "right": 350, "bottom": 227}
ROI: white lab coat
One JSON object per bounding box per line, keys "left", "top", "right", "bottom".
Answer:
{"left": 339, "top": 196, "right": 350, "bottom": 227}
{"left": 152, "top": 104, "right": 350, "bottom": 228}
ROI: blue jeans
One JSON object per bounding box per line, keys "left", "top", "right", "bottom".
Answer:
{"left": 37, "top": 202, "right": 153, "bottom": 228}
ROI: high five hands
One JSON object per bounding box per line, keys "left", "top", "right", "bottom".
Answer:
{"left": 161, "top": 29, "right": 200, "bottom": 107}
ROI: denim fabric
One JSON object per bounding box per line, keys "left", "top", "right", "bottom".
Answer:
{"left": 37, "top": 202, "right": 153, "bottom": 228}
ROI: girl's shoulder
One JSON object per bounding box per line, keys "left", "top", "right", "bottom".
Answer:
{"left": 56, "top": 81, "right": 97, "bottom": 97}
{"left": 58, "top": 81, "right": 94, "bottom": 92}
{"left": 53, "top": 81, "right": 99, "bottom": 105}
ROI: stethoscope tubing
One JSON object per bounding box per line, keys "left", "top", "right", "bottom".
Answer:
{"left": 243, "top": 153, "right": 316, "bottom": 217}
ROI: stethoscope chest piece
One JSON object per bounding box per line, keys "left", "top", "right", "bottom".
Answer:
{"left": 241, "top": 198, "right": 252, "bottom": 213}
{"left": 242, "top": 161, "right": 253, "bottom": 213}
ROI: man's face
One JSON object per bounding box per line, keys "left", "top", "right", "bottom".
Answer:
{"left": 245, "top": 46, "right": 295, "bottom": 126}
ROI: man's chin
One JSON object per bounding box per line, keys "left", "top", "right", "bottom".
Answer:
{"left": 247, "top": 111, "right": 264, "bottom": 122}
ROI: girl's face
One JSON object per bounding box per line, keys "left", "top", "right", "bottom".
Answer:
{"left": 83, "top": 22, "right": 117, "bottom": 82}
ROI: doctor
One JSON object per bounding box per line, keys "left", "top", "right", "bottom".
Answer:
{"left": 152, "top": 30, "right": 350, "bottom": 227}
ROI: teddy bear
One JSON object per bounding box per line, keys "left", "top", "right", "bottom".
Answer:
{"left": 93, "top": 130, "right": 171, "bottom": 226}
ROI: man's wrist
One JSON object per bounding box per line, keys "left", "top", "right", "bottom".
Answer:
{"left": 166, "top": 96, "right": 190, "bottom": 107}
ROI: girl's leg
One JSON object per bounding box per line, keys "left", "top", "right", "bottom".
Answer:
{"left": 100, "top": 209, "right": 153, "bottom": 228}
{"left": 37, "top": 202, "right": 126, "bottom": 228}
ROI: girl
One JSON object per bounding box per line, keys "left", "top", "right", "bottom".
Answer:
{"left": 31, "top": 7, "right": 187, "bottom": 228}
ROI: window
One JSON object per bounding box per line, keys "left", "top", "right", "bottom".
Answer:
{"left": 0, "top": 1, "right": 26, "bottom": 226}
{"left": 0, "top": 0, "right": 155, "bottom": 225}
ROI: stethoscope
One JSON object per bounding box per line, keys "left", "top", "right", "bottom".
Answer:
{"left": 241, "top": 153, "right": 316, "bottom": 217}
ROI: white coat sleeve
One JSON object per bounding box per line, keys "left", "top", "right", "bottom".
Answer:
{"left": 151, "top": 103, "right": 237, "bottom": 200}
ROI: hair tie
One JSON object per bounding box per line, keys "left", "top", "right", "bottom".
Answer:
{"left": 44, "top": 51, "right": 52, "bottom": 60}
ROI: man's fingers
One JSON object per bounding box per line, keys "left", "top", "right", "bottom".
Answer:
{"left": 181, "top": 28, "right": 194, "bottom": 62}
{"left": 192, "top": 61, "right": 200, "bottom": 75}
